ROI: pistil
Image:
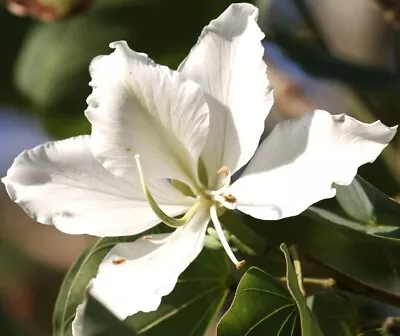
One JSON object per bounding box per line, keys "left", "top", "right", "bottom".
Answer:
{"left": 135, "top": 154, "right": 199, "bottom": 228}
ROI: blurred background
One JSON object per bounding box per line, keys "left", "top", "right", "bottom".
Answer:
{"left": 1, "top": 0, "right": 400, "bottom": 334}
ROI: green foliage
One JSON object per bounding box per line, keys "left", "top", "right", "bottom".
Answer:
{"left": 280, "top": 244, "right": 324, "bottom": 336}
{"left": 308, "top": 293, "right": 358, "bottom": 336}
{"left": 126, "top": 247, "right": 229, "bottom": 336}
{"left": 53, "top": 227, "right": 229, "bottom": 336}
{"left": 53, "top": 235, "right": 139, "bottom": 336}
{"left": 218, "top": 244, "right": 323, "bottom": 336}
{"left": 83, "top": 296, "right": 135, "bottom": 336}
{"left": 0, "top": 9, "right": 31, "bottom": 107}
{"left": 218, "top": 266, "right": 301, "bottom": 336}
{"left": 334, "top": 178, "right": 375, "bottom": 224}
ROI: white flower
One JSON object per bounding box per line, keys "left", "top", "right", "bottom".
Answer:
{"left": 2, "top": 2, "right": 397, "bottom": 328}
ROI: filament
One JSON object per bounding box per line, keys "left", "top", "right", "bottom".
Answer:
{"left": 210, "top": 204, "right": 244, "bottom": 268}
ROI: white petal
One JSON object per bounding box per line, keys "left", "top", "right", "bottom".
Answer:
{"left": 2, "top": 136, "right": 194, "bottom": 237}
{"left": 89, "top": 207, "right": 210, "bottom": 320}
{"left": 179, "top": 3, "right": 273, "bottom": 186}
{"left": 72, "top": 301, "right": 86, "bottom": 336}
{"left": 86, "top": 41, "right": 209, "bottom": 187}
{"left": 229, "top": 110, "right": 397, "bottom": 220}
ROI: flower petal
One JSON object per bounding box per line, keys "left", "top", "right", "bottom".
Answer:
{"left": 88, "top": 207, "right": 210, "bottom": 320}
{"left": 179, "top": 3, "right": 273, "bottom": 185}
{"left": 2, "top": 136, "right": 194, "bottom": 237}
{"left": 86, "top": 41, "right": 209, "bottom": 187}
{"left": 72, "top": 301, "right": 86, "bottom": 336}
{"left": 229, "top": 110, "right": 397, "bottom": 220}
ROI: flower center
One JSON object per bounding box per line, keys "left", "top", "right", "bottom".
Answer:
{"left": 134, "top": 155, "right": 244, "bottom": 269}
{"left": 201, "top": 166, "right": 237, "bottom": 210}
{"left": 201, "top": 167, "right": 244, "bottom": 269}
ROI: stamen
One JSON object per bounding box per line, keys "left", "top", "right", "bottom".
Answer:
{"left": 213, "top": 194, "right": 237, "bottom": 210}
{"left": 224, "top": 194, "right": 237, "bottom": 204}
{"left": 210, "top": 204, "right": 245, "bottom": 268}
{"left": 236, "top": 260, "right": 247, "bottom": 270}
{"left": 135, "top": 154, "right": 198, "bottom": 228}
{"left": 217, "top": 167, "right": 229, "bottom": 176}
{"left": 205, "top": 167, "right": 232, "bottom": 196}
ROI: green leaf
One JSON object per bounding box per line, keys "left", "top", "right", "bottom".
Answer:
{"left": 334, "top": 175, "right": 400, "bottom": 231}
{"left": 125, "top": 247, "right": 230, "bottom": 336}
{"left": 218, "top": 266, "right": 301, "bottom": 336}
{"left": 83, "top": 296, "right": 135, "bottom": 336}
{"left": 306, "top": 207, "right": 400, "bottom": 244}
{"left": 356, "top": 177, "right": 400, "bottom": 228}
{"left": 54, "top": 228, "right": 230, "bottom": 336}
{"left": 53, "top": 235, "right": 138, "bottom": 336}
{"left": 280, "top": 244, "right": 324, "bottom": 336}
{"left": 308, "top": 293, "right": 357, "bottom": 336}
{"left": 248, "top": 214, "right": 400, "bottom": 316}
{"left": 306, "top": 175, "right": 400, "bottom": 244}
{"left": 334, "top": 178, "right": 375, "bottom": 224}
{"left": 218, "top": 244, "right": 323, "bottom": 336}
{"left": 290, "top": 217, "right": 400, "bottom": 300}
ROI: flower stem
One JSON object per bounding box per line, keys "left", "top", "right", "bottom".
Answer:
{"left": 279, "top": 277, "right": 336, "bottom": 289}
{"left": 289, "top": 245, "right": 306, "bottom": 296}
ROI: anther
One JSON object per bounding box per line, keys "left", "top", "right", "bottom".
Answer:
{"left": 112, "top": 258, "right": 126, "bottom": 265}
{"left": 214, "top": 194, "right": 237, "bottom": 210}
{"left": 205, "top": 167, "right": 232, "bottom": 196}
{"left": 217, "top": 166, "right": 229, "bottom": 176}
{"left": 236, "top": 260, "right": 247, "bottom": 270}
{"left": 224, "top": 194, "right": 237, "bottom": 204}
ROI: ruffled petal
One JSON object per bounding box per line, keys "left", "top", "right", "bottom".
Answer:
{"left": 229, "top": 110, "right": 397, "bottom": 220}
{"left": 87, "top": 207, "right": 210, "bottom": 319}
{"left": 2, "top": 136, "right": 194, "bottom": 236}
{"left": 86, "top": 41, "right": 209, "bottom": 187}
{"left": 179, "top": 3, "right": 273, "bottom": 186}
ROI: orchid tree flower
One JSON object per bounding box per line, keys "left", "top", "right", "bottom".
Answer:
{"left": 2, "top": 2, "right": 397, "bottom": 329}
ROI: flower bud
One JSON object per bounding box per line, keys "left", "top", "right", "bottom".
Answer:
{"left": 5, "top": 0, "right": 92, "bottom": 21}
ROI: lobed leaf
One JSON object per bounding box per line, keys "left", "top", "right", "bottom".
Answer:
{"left": 218, "top": 244, "right": 324, "bottom": 336}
